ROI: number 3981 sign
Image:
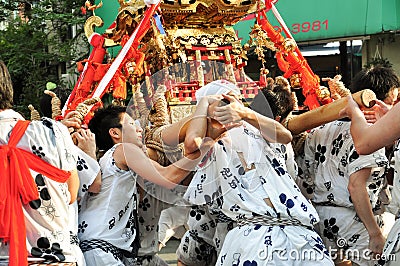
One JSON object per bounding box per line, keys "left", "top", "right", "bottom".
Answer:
{"left": 273, "top": 20, "right": 329, "bottom": 34}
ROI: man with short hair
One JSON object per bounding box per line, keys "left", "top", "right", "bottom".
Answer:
{"left": 78, "top": 104, "right": 211, "bottom": 265}
{"left": 303, "top": 66, "right": 400, "bottom": 266}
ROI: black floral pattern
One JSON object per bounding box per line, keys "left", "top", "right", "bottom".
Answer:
{"left": 189, "top": 206, "right": 206, "bottom": 221}
{"left": 243, "top": 260, "right": 258, "bottom": 266}
{"left": 327, "top": 193, "right": 335, "bottom": 202}
{"left": 78, "top": 221, "right": 88, "bottom": 234}
{"left": 315, "top": 144, "right": 327, "bottom": 165}
{"left": 31, "top": 237, "right": 65, "bottom": 262}
{"left": 204, "top": 186, "right": 224, "bottom": 208}
{"left": 302, "top": 181, "right": 314, "bottom": 195}
{"left": 138, "top": 198, "right": 151, "bottom": 211}
{"left": 230, "top": 204, "right": 240, "bottom": 212}
{"left": 194, "top": 244, "right": 208, "bottom": 261}
{"left": 81, "top": 183, "right": 89, "bottom": 193}
{"left": 324, "top": 181, "right": 332, "bottom": 191}
{"left": 349, "top": 150, "right": 359, "bottom": 163}
{"left": 331, "top": 134, "right": 344, "bottom": 156}
{"left": 322, "top": 218, "right": 339, "bottom": 242}
{"left": 32, "top": 145, "right": 45, "bottom": 158}
{"left": 41, "top": 118, "right": 54, "bottom": 129}
{"left": 271, "top": 158, "right": 285, "bottom": 176}
{"left": 77, "top": 156, "right": 88, "bottom": 171}
{"left": 29, "top": 174, "right": 51, "bottom": 210}
{"left": 200, "top": 174, "right": 207, "bottom": 183}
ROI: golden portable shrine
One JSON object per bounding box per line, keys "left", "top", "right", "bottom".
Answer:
{"left": 31, "top": 0, "right": 377, "bottom": 150}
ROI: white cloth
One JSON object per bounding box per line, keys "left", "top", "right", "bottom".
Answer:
{"left": 144, "top": 0, "right": 159, "bottom": 6}
{"left": 158, "top": 205, "right": 189, "bottom": 246}
{"left": 176, "top": 140, "right": 297, "bottom": 266}
{"left": 387, "top": 141, "right": 400, "bottom": 217}
{"left": 195, "top": 79, "right": 240, "bottom": 102}
{"left": 137, "top": 180, "right": 186, "bottom": 259}
{"left": 176, "top": 205, "right": 234, "bottom": 266}
{"left": 379, "top": 141, "right": 400, "bottom": 265}
{"left": 304, "top": 120, "right": 388, "bottom": 265}
{"left": 0, "top": 110, "right": 78, "bottom": 262}
{"left": 304, "top": 120, "right": 388, "bottom": 210}
{"left": 81, "top": 249, "right": 125, "bottom": 266}
{"left": 184, "top": 122, "right": 333, "bottom": 265}
{"left": 281, "top": 142, "right": 298, "bottom": 181}
{"left": 68, "top": 147, "right": 101, "bottom": 266}
{"left": 78, "top": 144, "right": 139, "bottom": 264}
{"left": 380, "top": 219, "right": 400, "bottom": 265}
{"left": 315, "top": 206, "right": 383, "bottom": 266}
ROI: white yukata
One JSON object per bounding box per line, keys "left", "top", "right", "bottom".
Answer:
{"left": 176, "top": 144, "right": 296, "bottom": 266}
{"left": 377, "top": 141, "right": 400, "bottom": 265}
{"left": 78, "top": 144, "right": 140, "bottom": 265}
{"left": 185, "top": 123, "right": 334, "bottom": 265}
{"left": 304, "top": 120, "right": 388, "bottom": 266}
{"left": 68, "top": 147, "right": 100, "bottom": 266}
{"left": 0, "top": 110, "right": 79, "bottom": 263}
{"left": 134, "top": 180, "right": 185, "bottom": 266}
{"left": 176, "top": 204, "right": 235, "bottom": 266}
{"left": 158, "top": 204, "right": 189, "bottom": 246}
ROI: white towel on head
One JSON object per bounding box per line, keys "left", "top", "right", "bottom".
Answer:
{"left": 195, "top": 80, "right": 240, "bottom": 103}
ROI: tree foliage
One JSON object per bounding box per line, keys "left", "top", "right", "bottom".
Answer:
{"left": 0, "top": 0, "right": 87, "bottom": 116}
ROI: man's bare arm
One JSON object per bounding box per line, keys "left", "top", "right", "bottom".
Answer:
{"left": 348, "top": 168, "right": 385, "bottom": 255}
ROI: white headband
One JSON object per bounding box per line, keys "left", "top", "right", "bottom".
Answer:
{"left": 195, "top": 80, "right": 240, "bottom": 102}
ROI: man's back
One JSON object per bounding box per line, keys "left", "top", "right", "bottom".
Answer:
{"left": 304, "top": 120, "right": 387, "bottom": 209}
{"left": 0, "top": 109, "right": 77, "bottom": 262}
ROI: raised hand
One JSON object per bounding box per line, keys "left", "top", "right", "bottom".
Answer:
{"left": 71, "top": 128, "right": 97, "bottom": 158}
{"left": 212, "top": 94, "right": 245, "bottom": 125}
{"left": 362, "top": 100, "right": 390, "bottom": 124}
{"left": 61, "top": 111, "right": 82, "bottom": 130}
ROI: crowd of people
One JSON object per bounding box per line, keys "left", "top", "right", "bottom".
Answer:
{"left": 1, "top": 58, "right": 400, "bottom": 266}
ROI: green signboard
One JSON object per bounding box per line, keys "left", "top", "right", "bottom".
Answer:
{"left": 233, "top": 0, "right": 400, "bottom": 44}
{"left": 93, "top": 0, "right": 122, "bottom": 57}
{"left": 93, "top": 0, "right": 400, "bottom": 45}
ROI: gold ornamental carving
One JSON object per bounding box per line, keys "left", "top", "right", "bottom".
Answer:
{"left": 169, "top": 105, "right": 197, "bottom": 124}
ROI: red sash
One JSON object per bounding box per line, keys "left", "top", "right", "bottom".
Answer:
{"left": 0, "top": 120, "right": 71, "bottom": 266}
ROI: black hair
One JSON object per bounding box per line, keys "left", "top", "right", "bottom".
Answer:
{"left": 272, "top": 84, "right": 294, "bottom": 120}
{"left": 88, "top": 105, "right": 127, "bottom": 151}
{"left": 250, "top": 83, "right": 294, "bottom": 121}
{"left": 350, "top": 66, "right": 400, "bottom": 101}
{"left": 249, "top": 89, "right": 274, "bottom": 119}
{"left": 220, "top": 98, "right": 230, "bottom": 106}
